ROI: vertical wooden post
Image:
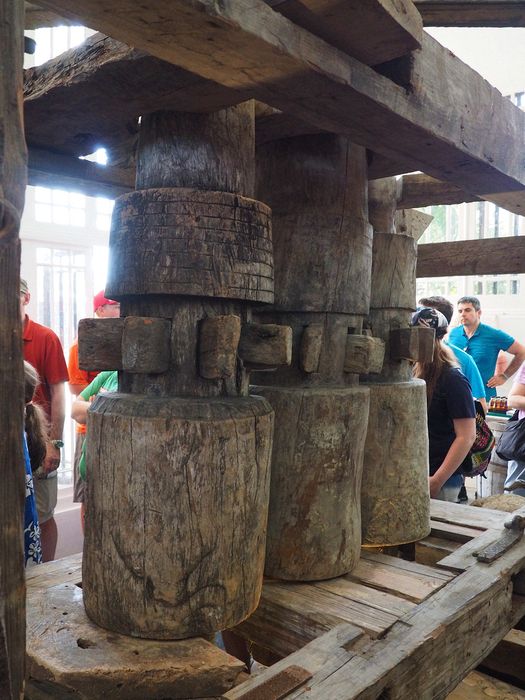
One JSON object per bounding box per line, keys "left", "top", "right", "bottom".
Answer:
{"left": 360, "top": 178, "right": 431, "bottom": 547}
{"left": 253, "top": 134, "right": 372, "bottom": 580}
{"left": 82, "top": 104, "right": 274, "bottom": 639}
{"left": 0, "top": 0, "right": 27, "bottom": 696}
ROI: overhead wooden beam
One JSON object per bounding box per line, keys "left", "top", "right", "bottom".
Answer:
{"left": 397, "top": 173, "right": 480, "bottom": 208}
{"left": 415, "top": 1, "right": 525, "bottom": 27}
{"left": 24, "top": 1, "right": 77, "bottom": 28}
{"left": 28, "top": 147, "right": 134, "bottom": 197}
{"left": 24, "top": 33, "right": 245, "bottom": 158}
{"left": 267, "top": 0, "right": 423, "bottom": 65}
{"left": 417, "top": 236, "right": 525, "bottom": 277}
{"left": 33, "top": 0, "right": 525, "bottom": 199}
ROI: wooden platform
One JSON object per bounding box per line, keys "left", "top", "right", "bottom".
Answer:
{"left": 25, "top": 500, "right": 525, "bottom": 699}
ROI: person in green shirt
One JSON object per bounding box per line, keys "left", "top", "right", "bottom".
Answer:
{"left": 71, "top": 370, "right": 118, "bottom": 482}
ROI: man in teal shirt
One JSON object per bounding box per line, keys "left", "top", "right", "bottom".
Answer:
{"left": 449, "top": 296, "right": 525, "bottom": 402}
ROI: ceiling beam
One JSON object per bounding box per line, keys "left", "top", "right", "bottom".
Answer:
{"left": 28, "top": 146, "right": 134, "bottom": 198}
{"left": 417, "top": 236, "right": 525, "bottom": 277}
{"left": 415, "top": 1, "right": 525, "bottom": 27}
{"left": 397, "top": 174, "right": 480, "bottom": 208}
{"left": 33, "top": 0, "right": 525, "bottom": 200}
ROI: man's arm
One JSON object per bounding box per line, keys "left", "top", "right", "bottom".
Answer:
{"left": 43, "top": 381, "right": 66, "bottom": 474}
{"left": 487, "top": 341, "right": 525, "bottom": 388}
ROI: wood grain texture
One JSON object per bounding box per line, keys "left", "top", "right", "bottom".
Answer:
{"left": 0, "top": 1, "right": 27, "bottom": 697}
{"left": 446, "top": 671, "right": 525, "bottom": 700}
{"left": 371, "top": 232, "right": 417, "bottom": 310}
{"left": 107, "top": 188, "right": 273, "bottom": 303}
{"left": 361, "top": 380, "right": 431, "bottom": 546}
{"left": 238, "top": 323, "right": 292, "bottom": 368}
{"left": 251, "top": 386, "right": 370, "bottom": 580}
{"left": 32, "top": 0, "right": 525, "bottom": 196}
{"left": 121, "top": 317, "right": 171, "bottom": 374}
{"left": 417, "top": 236, "right": 525, "bottom": 277}
{"left": 256, "top": 135, "right": 371, "bottom": 315}
{"left": 199, "top": 315, "right": 241, "bottom": 379}
{"left": 82, "top": 394, "right": 273, "bottom": 638}
{"left": 344, "top": 335, "right": 385, "bottom": 374}
{"left": 268, "top": 0, "right": 423, "bottom": 65}
{"left": 136, "top": 104, "right": 255, "bottom": 195}
{"left": 394, "top": 208, "right": 434, "bottom": 241}
{"left": 415, "top": 0, "right": 525, "bottom": 27}
{"left": 389, "top": 326, "right": 435, "bottom": 362}
{"left": 23, "top": 33, "right": 245, "bottom": 159}
{"left": 78, "top": 317, "right": 125, "bottom": 371}
{"left": 397, "top": 173, "right": 480, "bottom": 209}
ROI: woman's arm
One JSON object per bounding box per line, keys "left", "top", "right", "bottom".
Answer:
{"left": 508, "top": 379, "right": 525, "bottom": 411}
{"left": 429, "top": 417, "right": 476, "bottom": 498}
{"left": 71, "top": 397, "right": 91, "bottom": 424}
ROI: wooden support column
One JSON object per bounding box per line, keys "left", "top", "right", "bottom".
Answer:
{"left": 82, "top": 103, "right": 275, "bottom": 640}
{"left": 253, "top": 134, "right": 372, "bottom": 581}
{"left": 361, "top": 178, "right": 431, "bottom": 547}
{"left": 0, "top": 1, "right": 27, "bottom": 697}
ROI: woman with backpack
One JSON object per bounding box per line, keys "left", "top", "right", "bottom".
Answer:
{"left": 411, "top": 307, "right": 476, "bottom": 501}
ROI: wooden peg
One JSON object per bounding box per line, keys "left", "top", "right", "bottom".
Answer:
{"left": 390, "top": 326, "right": 435, "bottom": 362}
{"left": 122, "top": 317, "right": 171, "bottom": 374}
{"left": 344, "top": 334, "right": 385, "bottom": 374}
{"left": 78, "top": 318, "right": 125, "bottom": 371}
{"left": 300, "top": 324, "right": 323, "bottom": 373}
{"left": 199, "top": 315, "right": 241, "bottom": 379}
{"left": 239, "top": 323, "right": 292, "bottom": 368}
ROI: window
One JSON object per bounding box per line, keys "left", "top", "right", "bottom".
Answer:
{"left": 95, "top": 197, "right": 114, "bottom": 232}
{"left": 476, "top": 202, "right": 485, "bottom": 238}
{"left": 34, "top": 187, "right": 86, "bottom": 227}
{"left": 474, "top": 280, "right": 483, "bottom": 295}
{"left": 512, "top": 279, "right": 520, "bottom": 295}
{"left": 32, "top": 26, "right": 89, "bottom": 66}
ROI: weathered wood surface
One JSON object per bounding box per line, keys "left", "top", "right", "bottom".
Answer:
{"left": 199, "top": 315, "right": 241, "bottom": 379}
{"left": 238, "top": 323, "right": 292, "bottom": 368}
{"left": 268, "top": 0, "right": 423, "bottom": 65}
{"left": 136, "top": 105, "right": 255, "bottom": 195}
{"left": 397, "top": 173, "right": 480, "bottom": 209}
{"left": 107, "top": 188, "right": 273, "bottom": 303}
{"left": 83, "top": 394, "right": 273, "bottom": 638}
{"left": 23, "top": 33, "right": 245, "bottom": 159}
{"left": 78, "top": 317, "right": 125, "bottom": 371}
{"left": 121, "top": 316, "right": 171, "bottom": 374}
{"left": 33, "top": 0, "right": 525, "bottom": 197}
{"left": 299, "top": 324, "right": 324, "bottom": 374}
{"left": 417, "top": 236, "right": 525, "bottom": 278}
{"left": 447, "top": 670, "right": 525, "bottom": 699}
{"left": 25, "top": 555, "right": 245, "bottom": 700}
{"left": 24, "top": 1, "right": 75, "bottom": 27}
{"left": 389, "top": 326, "right": 435, "bottom": 363}
{"left": 0, "top": 1, "right": 27, "bottom": 697}
{"left": 257, "top": 135, "right": 371, "bottom": 315}
{"left": 395, "top": 208, "right": 434, "bottom": 241}
{"left": 415, "top": 0, "right": 525, "bottom": 26}
{"left": 28, "top": 146, "right": 134, "bottom": 199}
{"left": 251, "top": 386, "right": 370, "bottom": 580}
{"left": 344, "top": 335, "right": 385, "bottom": 375}
{"left": 361, "top": 381, "right": 431, "bottom": 546}
{"left": 368, "top": 177, "right": 400, "bottom": 234}
{"left": 233, "top": 506, "right": 525, "bottom": 698}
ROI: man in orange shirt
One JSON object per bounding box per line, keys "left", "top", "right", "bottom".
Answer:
{"left": 21, "top": 278, "right": 69, "bottom": 561}
{"left": 68, "top": 290, "right": 120, "bottom": 529}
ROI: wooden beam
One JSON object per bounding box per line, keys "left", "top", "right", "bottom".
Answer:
{"left": 398, "top": 173, "right": 480, "bottom": 208}
{"left": 417, "top": 236, "right": 525, "bottom": 277}
{"left": 28, "top": 147, "right": 134, "bottom": 198}
{"left": 415, "top": 0, "right": 525, "bottom": 27}
{"left": 0, "top": 1, "right": 27, "bottom": 698}
{"left": 33, "top": 0, "right": 525, "bottom": 198}
{"left": 25, "top": 1, "right": 77, "bottom": 27}
{"left": 267, "top": 0, "right": 423, "bottom": 65}
{"left": 24, "top": 33, "right": 245, "bottom": 158}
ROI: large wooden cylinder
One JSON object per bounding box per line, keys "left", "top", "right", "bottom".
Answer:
{"left": 83, "top": 393, "right": 273, "bottom": 638}
{"left": 252, "top": 386, "right": 369, "bottom": 580}
{"left": 83, "top": 103, "right": 275, "bottom": 639}
{"left": 253, "top": 135, "right": 372, "bottom": 579}
{"left": 361, "top": 381, "right": 431, "bottom": 546}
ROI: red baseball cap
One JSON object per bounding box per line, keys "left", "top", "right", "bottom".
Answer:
{"left": 93, "top": 290, "right": 119, "bottom": 312}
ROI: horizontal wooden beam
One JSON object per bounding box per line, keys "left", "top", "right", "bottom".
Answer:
{"left": 397, "top": 173, "right": 480, "bottom": 208}
{"left": 33, "top": 0, "right": 525, "bottom": 199}
{"left": 24, "top": 1, "right": 76, "bottom": 28}
{"left": 267, "top": 0, "right": 423, "bottom": 65}
{"left": 417, "top": 236, "right": 525, "bottom": 277}
{"left": 415, "top": 1, "right": 525, "bottom": 27}
{"left": 28, "top": 147, "right": 134, "bottom": 198}
{"left": 24, "top": 33, "right": 245, "bottom": 158}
